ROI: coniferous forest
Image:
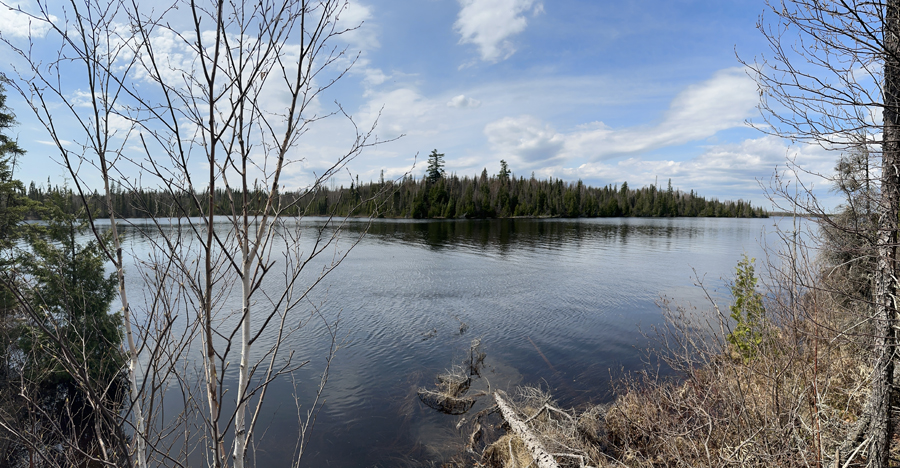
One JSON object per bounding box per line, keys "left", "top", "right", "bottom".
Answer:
{"left": 24, "top": 152, "right": 766, "bottom": 220}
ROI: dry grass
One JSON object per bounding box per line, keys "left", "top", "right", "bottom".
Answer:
{"left": 454, "top": 253, "right": 880, "bottom": 468}
{"left": 418, "top": 365, "right": 476, "bottom": 415}
{"left": 481, "top": 434, "right": 534, "bottom": 468}
{"left": 419, "top": 339, "right": 487, "bottom": 416}
{"left": 472, "top": 286, "right": 875, "bottom": 467}
{"left": 602, "top": 291, "right": 872, "bottom": 467}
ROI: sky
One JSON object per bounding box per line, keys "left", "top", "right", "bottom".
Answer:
{"left": 0, "top": 0, "right": 845, "bottom": 209}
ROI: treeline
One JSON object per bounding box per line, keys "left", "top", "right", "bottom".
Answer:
{"left": 24, "top": 179, "right": 277, "bottom": 219}
{"left": 316, "top": 172, "right": 767, "bottom": 219}
{"left": 24, "top": 173, "right": 766, "bottom": 220}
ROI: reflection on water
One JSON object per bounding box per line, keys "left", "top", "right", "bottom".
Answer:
{"left": 115, "top": 216, "right": 785, "bottom": 467}
{"left": 356, "top": 218, "right": 708, "bottom": 254}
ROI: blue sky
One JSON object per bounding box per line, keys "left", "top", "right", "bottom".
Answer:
{"left": 0, "top": 0, "right": 842, "bottom": 208}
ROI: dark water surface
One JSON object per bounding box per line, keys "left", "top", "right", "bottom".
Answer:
{"left": 119, "top": 217, "right": 786, "bottom": 466}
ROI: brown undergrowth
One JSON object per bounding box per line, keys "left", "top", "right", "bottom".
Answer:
{"left": 601, "top": 288, "right": 872, "bottom": 467}
{"left": 445, "top": 251, "right": 879, "bottom": 468}
{"left": 471, "top": 283, "right": 873, "bottom": 467}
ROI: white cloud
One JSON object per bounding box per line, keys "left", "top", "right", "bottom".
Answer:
{"left": 357, "top": 88, "right": 441, "bottom": 140}
{"left": 454, "top": 0, "right": 543, "bottom": 62}
{"left": 335, "top": 66, "right": 767, "bottom": 192}
{"left": 346, "top": 57, "right": 391, "bottom": 96}
{"left": 550, "top": 135, "right": 836, "bottom": 206}
{"left": 481, "top": 68, "right": 759, "bottom": 166}
{"left": 568, "top": 67, "right": 758, "bottom": 159}
{"left": 105, "top": 113, "right": 134, "bottom": 139}
{"left": 331, "top": 2, "right": 386, "bottom": 96}
{"left": 363, "top": 67, "right": 388, "bottom": 87}
{"left": 0, "top": 3, "right": 55, "bottom": 39}
{"left": 485, "top": 115, "right": 564, "bottom": 163}
{"left": 660, "top": 68, "right": 759, "bottom": 141}
{"left": 128, "top": 29, "right": 193, "bottom": 86}
{"left": 35, "top": 139, "right": 71, "bottom": 147}
{"left": 446, "top": 94, "right": 482, "bottom": 108}
{"left": 335, "top": 1, "right": 379, "bottom": 50}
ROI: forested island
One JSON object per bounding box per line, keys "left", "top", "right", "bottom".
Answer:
{"left": 24, "top": 151, "right": 766, "bottom": 220}
{"left": 307, "top": 153, "right": 767, "bottom": 218}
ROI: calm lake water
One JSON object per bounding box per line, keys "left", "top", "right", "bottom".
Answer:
{"left": 117, "top": 216, "right": 790, "bottom": 467}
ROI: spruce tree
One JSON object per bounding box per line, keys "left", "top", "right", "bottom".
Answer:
{"left": 0, "top": 85, "right": 27, "bottom": 251}
{"left": 498, "top": 160, "right": 510, "bottom": 183}
{"left": 426, "top": 149, "right": 445, "bottom": 182}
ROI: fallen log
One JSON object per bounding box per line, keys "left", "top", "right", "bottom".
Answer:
{"left": 493, "top": 390, "right": 560, "bottom": 468}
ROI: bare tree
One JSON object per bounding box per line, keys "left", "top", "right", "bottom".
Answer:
{"left": 745, "top": 1, "right": 900, "bottom": 465}
{"left": 0, "top": 0, "right": 383, "bottom": 466}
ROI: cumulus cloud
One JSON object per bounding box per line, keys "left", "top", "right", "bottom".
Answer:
{"left": 446, "top": 95, "right": 482, "bottom": 108}
{"left": 454, "top": 0, "right": 543, "bottom": 62}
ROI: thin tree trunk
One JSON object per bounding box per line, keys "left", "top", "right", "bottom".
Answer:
{"left": 233, "top": 246, "right": 251, "bottom": 468}
{"left": 100, "top": 157, "right": 146, "bottom": 468}
{"left": 234, "top": 172, "right": 251, "bottom": 468}
{"left": 866, "top": 2, "right": 900, "bottom": 465}
{"left": 204, "top": 173, "right": 224, "bottom": 468}
{"left": 199, "top": 1, "right": 227, "bottom": 465}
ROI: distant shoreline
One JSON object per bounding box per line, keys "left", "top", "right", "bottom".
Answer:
{"left": 767, "top": 212, "right": 824, "bottom": 218}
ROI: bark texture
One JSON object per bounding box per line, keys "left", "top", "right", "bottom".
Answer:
{"left": 867, "top": 2, "right": 900, "bottom": 466}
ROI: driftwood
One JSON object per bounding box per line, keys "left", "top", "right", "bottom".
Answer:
{"left": 494, "top": 390, "right": 561, "bottom": 468}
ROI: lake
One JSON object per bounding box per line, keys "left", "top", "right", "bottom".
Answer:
{"left": 117, "top": 216, "right": 791, "bottom": 466}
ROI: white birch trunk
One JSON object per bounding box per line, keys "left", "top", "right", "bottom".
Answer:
{"left": 493, "top": 391, "right": 560, "bottom": 468}
{"left": 102, "top": 168, "right": 147, "bottom": 468}
{"left": 234, "top": 234, "right": 251, "bottom": 468}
